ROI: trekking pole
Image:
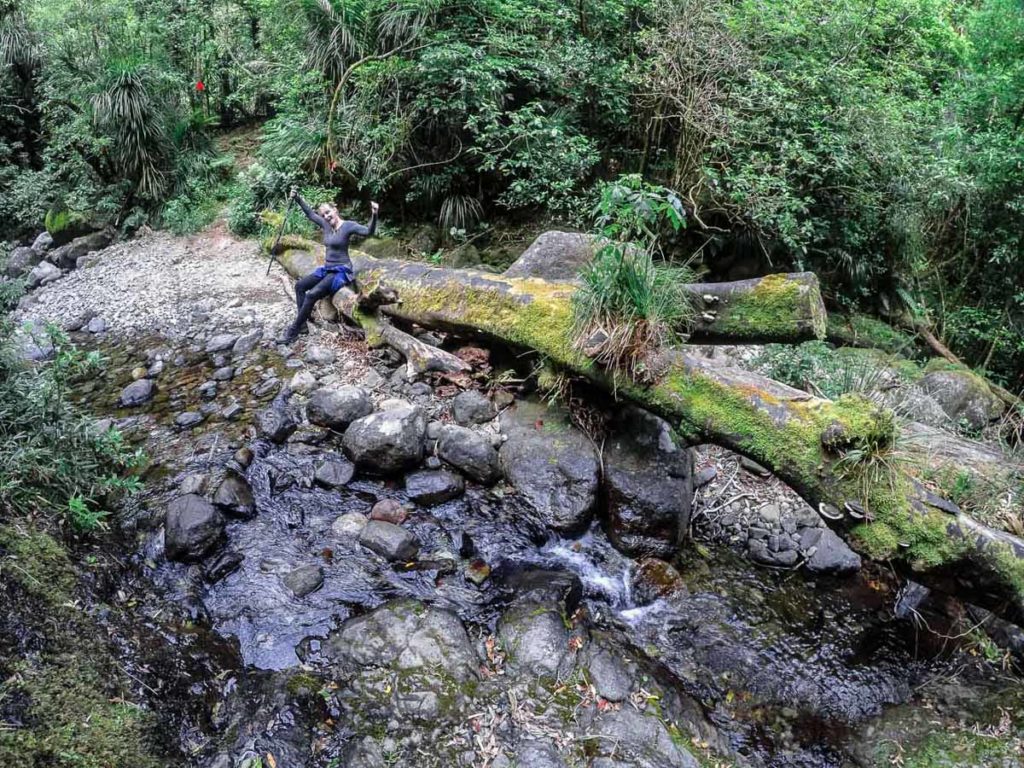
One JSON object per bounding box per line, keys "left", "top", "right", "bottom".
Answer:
{"left": 266, "top": 192, "right": 296, "bottom": 276}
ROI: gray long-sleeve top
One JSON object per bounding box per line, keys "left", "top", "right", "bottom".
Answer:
{"left": 295, "top": 194, "right": 377, "bottom": 267}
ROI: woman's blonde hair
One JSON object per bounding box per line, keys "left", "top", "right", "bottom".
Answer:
{"left": 318, "top": 202, "right": 339, "bottom": 218}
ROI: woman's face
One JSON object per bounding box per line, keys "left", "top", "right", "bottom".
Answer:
{"left": 319, "top": 204, "right": 342, "bottom": 229}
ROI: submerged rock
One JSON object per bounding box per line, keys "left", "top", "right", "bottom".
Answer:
{"left": 602, "top": 406, "right": 694, "bottom": 558}
{"left": 498, "top": 400, "right": 599, "bottom": 532}
{"left": 436, "top": 424, "right": 501, "bottom": 484}
{"left": 283, "top": 564, "right": 324, "bottom": 597}
{"left": 359, "top": 520, "right": 419, "bottom": 561}
{"left": 343, "top": 403, "right": 426, "bottom": 474}
{"left": 164, "top": 494, "right": 225, "bottom": 562}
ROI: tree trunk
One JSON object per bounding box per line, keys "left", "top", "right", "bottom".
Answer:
{"left": 272, "top": 244, "right": 1024, "bottom": 627}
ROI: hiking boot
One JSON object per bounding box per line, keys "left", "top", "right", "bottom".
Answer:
{"left": 277, "top": 327, "right": 300, "bottom": 345}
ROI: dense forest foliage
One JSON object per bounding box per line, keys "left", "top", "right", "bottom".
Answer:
{"left": 2, "top": 0, "right": 1023, "bottom": 384}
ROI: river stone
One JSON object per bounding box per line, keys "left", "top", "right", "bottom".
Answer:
{"left": 804, "top": 528, "right": 862, "bottom": 575}
{"left": 27, "top": 260, "right": 61, "bottom": 288}
{"left": 499, "top": 568, "right": 584, "bottom": 616}
{"left": 232, "top": 328, "right": 262, "bottom": 355}
{"left": 289, "top": 369, "right": 317, "bottom": 394}
{"left": 589, "top": 706, "right": 699, "bottom": 768}
{"left": 206, "top": 333, "right": 238, "bottom": 354}
{"left": 324, "top": 598, "right": 479, "bottom": 681}
{"left": 340, "top": 737, "right": 386, "bottom": 768}
{"left": 304, "top": 344, "right": 336, "bottom": 365}
{"left": 913, "top": 369, "right": 1004, "bottom": 430}
{"left": 405, "top": 469, "right": 465, "bottom": 506}
{"left": 175, "top": 411, "right": 204, "bottom": 428}
{"left": 31, "top": 231, "right": 53, "bottom": 253}
{"left": 582, "top": 640, "right": 636, "bottom": 702}
{"left": 890, "top": 389, "right": 949, "bottom": 428}
{"left": 212, "top": 366, "right": 234, "bottom": 381}
{"left": 165, "top": 494, "right": 225, "bottom": 562}
{"left": 436, "top": 425, "right": 501, "bottom": 484}
{"left": 343, "top": 403, "right": 426, "bottom": 474}
{"left": 633, "top": 558, "right": 688, "bottom": 604}
{"left": 515, "top": 741, "right": 566, "bottom": 768}
{"left": 602, "top": 406, "right": 694, "bottom": 558}
{"left": 257, "top": 402, "right": 297, "bottom": 443}
{"left": 120, "top": 378, "right": 155, "bottom": 407}
{"left": 369, "top": 498, "right": 409, "bottom": 524}
{"left": 498, "top": 601, "right": 578, "bottom": 680}
{"left": 308, "top": 385, "right": 373, "bottom": 430}
{"left": 283, "top": 564, "right": 324, "bottom": 597}
{"left": 498, "top": 400, "right": 600, "bottom": 532}
{"left": 212, "top": 475, "right": 256, "bottom": 520}
{"left": 503, "top": 230, "right": 595, "bottom": 280}
{"left": 359, "top": 519, "right": 419, "bottom": 561}
{"left": 451, "top": 390, "right": 497, "bottom": 425}
{"left": 313, "top": 454, "right": 355, "bottom": 488}
{"left": 331, "top": 512, "right": 368, "bottom": 537}
{"left": 6, "top": 246, "right": 41, "bottom": 277}
{"left": 204, "top": 549, "right": 244, "bottom": 584}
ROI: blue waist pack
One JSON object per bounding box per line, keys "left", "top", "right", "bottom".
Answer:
{"left": 314, "top": 264, "right": 354, "bottom": 293}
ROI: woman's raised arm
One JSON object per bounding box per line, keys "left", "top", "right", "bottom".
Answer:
{"left": 291, "top": 188, "right": 327, "bottom": 229}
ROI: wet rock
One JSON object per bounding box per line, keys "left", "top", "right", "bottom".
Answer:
{"left": 498, "top": 601, "right": 578, "bottom": 680}
{"left": 206, "top": 333, "right": 239, "bottom": 353}
{"left": 465, "top": 559, "right": 491, "bottom": 585}
{"left": 602, "top": 406, "right": 694, "bottom": 558}
{"left": 343, "top": 403, "right": 426, "bottom": 474}
{"left": 515, "top": 740, "right": 566, "bottom": 768}
{"left": 212, "top": 366, "right": 234, "bottom": 381}
{"left": 284, "top": 564, "right": 324, "bottom": 597}
{"left": 304, "top": 344, "right": 337, "bottom": 365}
{"left": 451, "top": 390, "right": 496, "bottom": 425}
{"left": 325, "top": 598, "right": 479, "bottom": 681}
{"left": 6, "top": 246, "right": 41, "bottom": 278}
{"left": 913, "top": 369, "right": 1004, "bottom": 430}
{"left": 503, "top": 231, "right": 594, "bottom": 280}
{"left": 633, "top": 558, "right": 688, "bottom": 604}
{"left": 313, "top": 454, "right": 355, "bottom": 488}
{"left": 500, "top": 568, "right": 584, "bottom": 615}
{"left": 582, "top": 640, "right": 636, "bottom": 702}
{"left": 289, "top": 369, "right": 317, "bottom": 394}
{"left": 205, "top": 550, "right": 244, "bottom": 583}
{"left": 231, "top": 328, "right": 262, "bottom": 355}
{"left": 331, "top": 512, "right": 368, "bottom": 538}
{"left": 178, "top": 473, "right": 207, "bottom": 495}
{"left": 340, "top": 737, "right": 386, "bottom": 768}
{"left": 589, "top": 706, "right": 699, "bottom": 768}
{"left": 405, "top": 470, "right": 465, "bottom": 506}
{"left": 308, "top": 385, "right": 373, "bottom": 430}
{"left": 804, "top": 528, "right": 862, "bottom": 575}
{"left": 498, "top": 400, "right": 600, "bottom": 532}
{"left": 212, "top": 475, "right": 256, "bottom": 520}
{"left": 164, "top": 494, "right": 225, "bottom": 561}
{"left": 232, "top": 446, "right": 255, "bottom": 470}
{"left": 257, "top": 402, "right": 298, "bottom": 443}
{"left": 252, "top": 377, "right": 280, "bottom": 397}
{"left": 359, "top": 520, "right": 420, "bottom": 561}
{"left": 437, "top": 425, "right": 501, "bottom": 484}
{"left": 197, "top": 380, "right": 218, "bottom": 399}
{"left": 120, "top": 378, "right": 155, "bottom": 407}
{"left": 175, "top": 411, "right": 204, "bottom": 428}
{"left": 28, "top": 260, "right": 62, "bottom": 288}
{"left": 220, "top": 403, "right": 243, "bottom": 420}
{"left": 369, "top": 498, "right": 409, "bottom": 524}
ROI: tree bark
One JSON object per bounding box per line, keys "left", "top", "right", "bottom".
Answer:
{"left": 272, "top": 243, "right": 1024, "bottom": 627}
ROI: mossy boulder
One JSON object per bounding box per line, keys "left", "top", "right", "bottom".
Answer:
{"left": 912, "top": 368, "right": 1004, "bottom": 430}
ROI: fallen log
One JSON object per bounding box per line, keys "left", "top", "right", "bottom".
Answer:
{"left": 273, "top": 241, "right": 1024, "bottom": 626}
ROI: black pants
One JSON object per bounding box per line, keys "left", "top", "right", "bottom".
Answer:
{"left": 288, "top": 271, "right": 337, "bottom": 335}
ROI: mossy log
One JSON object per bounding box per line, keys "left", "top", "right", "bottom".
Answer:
{"left": 273, "top": 243, "right": 1024, "bottom": 626}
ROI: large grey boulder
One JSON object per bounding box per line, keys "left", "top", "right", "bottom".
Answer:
{"left": 588, "top": 706, "right": 700, "bottom": 768}
{"left": 5, "top": 246, "right": 41, "bottom": 278}
{"left": 359, "top": 519, "right": 420, "bottom": 561}
{"left": 802, "top": 527, "right": 862, "bottom": 575}
{"left": 27, "top": 261, "right": 61, "bottom": 288}
{"left": 257, "top": 402, "right": 297, "bottom": 443}
{"left": 164, "top": 494, "right": 225, "bottom": 561}
{"left": 31, "top": 231, "right": 53, "bottom": 254}
{"left": 47, "top": 229, "right": 113, "bottom": 270}
{"left": 324, "top": 598, "right": 479, "bottom": 681}
{"left": 307, "top": 385, "right": 372, "bottom": 430}
{"left": 503, "top": 230, "right": 595, "bottom": 280}
{"left": 912, "top": 369, "right": 1004, "bottom": 431}
{"left": 436, "top": 424, "right": 501, "bottom": 484}
{"left": 602, "top": 406, "right": 694, "bottom": 558}
{"left": 119, "top": 378, "right": 156, "bottom": 407}
{"left": 343, "top": 403, "right": 426, "bottom": 474}
{"left": 451, "top": 389, "right": 496, "bottom": 425}
{"left": 340, "top": 737, "right": 386, "bottom": 768}
{"left": 498, "top": 601, "right": 578, "bottom": 680}
{"left": 515, "top": 741, "right": 567, "bottom": 768}
{"left": 498, "top": 400, "right": 600, "bottom": 532}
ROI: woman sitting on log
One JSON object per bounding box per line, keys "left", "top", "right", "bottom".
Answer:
{"left": 278, "top": 187, "right": 379, "bottom": 344}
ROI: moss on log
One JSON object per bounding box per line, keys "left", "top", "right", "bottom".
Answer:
{"left": 273, "top": 241, "right": 1024, "bottom": 626}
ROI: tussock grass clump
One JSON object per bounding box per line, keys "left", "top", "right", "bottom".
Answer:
{"left": 571, "top": 243, "right": 695, "bottom": 381}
